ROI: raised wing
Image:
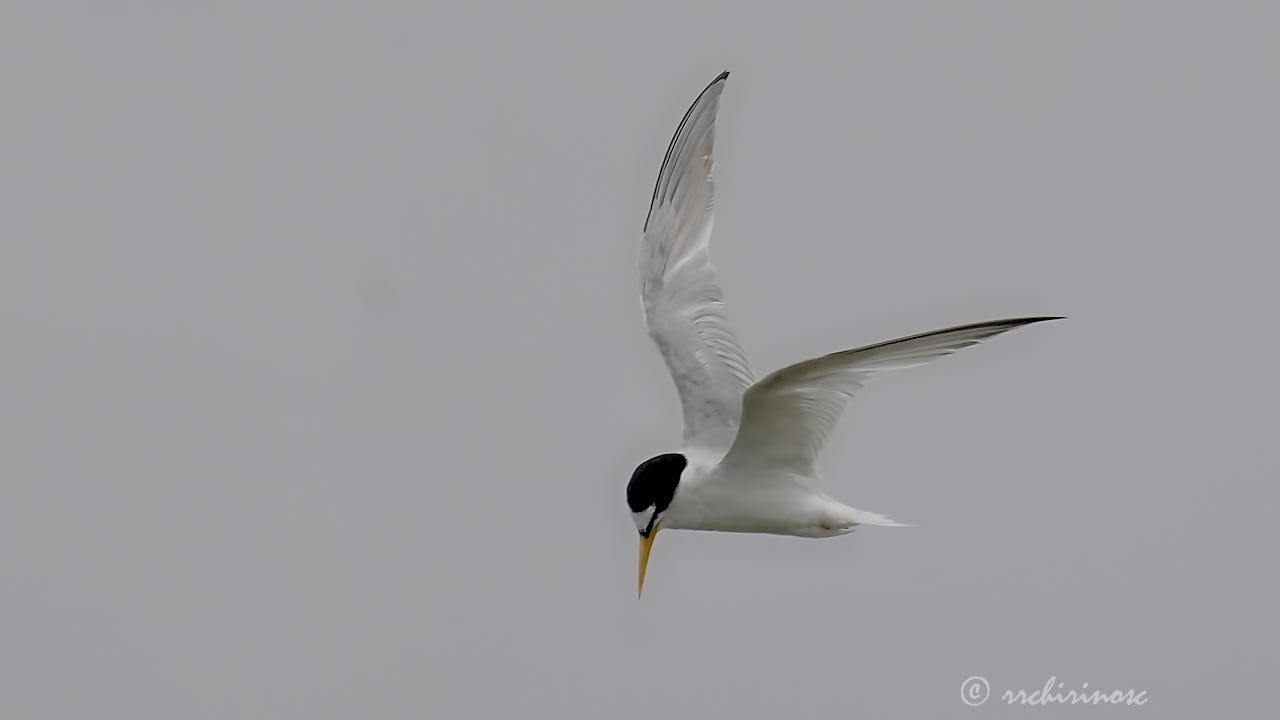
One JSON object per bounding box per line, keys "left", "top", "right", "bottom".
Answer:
{"left": 721, "top": 317, "right": 1061, "bottom": 474}
{"left": 640, "top": 71, "right": 754, "bottom": 447}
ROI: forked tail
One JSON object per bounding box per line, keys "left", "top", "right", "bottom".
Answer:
{"left": 847, "top": 507, "right": 914, "bottom": 527}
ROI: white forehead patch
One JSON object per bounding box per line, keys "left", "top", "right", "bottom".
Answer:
{"left": 631, "top": 507, "right": 655, "bottom": 533}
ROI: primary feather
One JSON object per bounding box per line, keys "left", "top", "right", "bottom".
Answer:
{"left": 721, "top": 317, "right": 1063, "bottom": 475}
{"left": 640, "top": 71, "right": 755, "bottom": 449}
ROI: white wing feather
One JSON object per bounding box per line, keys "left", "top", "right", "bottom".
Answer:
{"left": 721, "top": 317, "right": 1061, "bottom": 474}
{"left": 641, "top": 71, "right": 754, "bottom": 447}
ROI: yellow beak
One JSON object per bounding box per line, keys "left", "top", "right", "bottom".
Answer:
{"left": 637, "top": 526, "right": 659, "bottom": 598}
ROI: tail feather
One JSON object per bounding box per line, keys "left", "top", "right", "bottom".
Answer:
{"left": 848, "top": 507, "right": 915, "bottom": 527}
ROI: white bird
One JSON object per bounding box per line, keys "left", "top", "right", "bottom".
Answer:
{"left": 628, "top": 71, "right": 1059, "bottom": 596}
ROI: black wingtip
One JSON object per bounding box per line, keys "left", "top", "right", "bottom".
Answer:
{"left": 699, "top": 70, "right": 730, "bottom": 95}
{"left": 1004, "top": 316, "right": 1066, "bottom": 328}
{"left": 643, "top": 71, "right": 733, "bottom": 232}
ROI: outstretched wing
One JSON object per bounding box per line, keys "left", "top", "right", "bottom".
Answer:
{"left": 721, "top": 317, "right": 1062, "bottom": 474}
{"left": 640, "top": 71, "right": 754, "bottom": 447}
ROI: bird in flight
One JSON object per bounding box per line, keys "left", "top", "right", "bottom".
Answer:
{"left": 629, "top": 71, "right": 1059, "bottom": 596}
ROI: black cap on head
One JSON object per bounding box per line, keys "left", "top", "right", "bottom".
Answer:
{"left": 626, "top": 453, "right": 686, "bottom": 516}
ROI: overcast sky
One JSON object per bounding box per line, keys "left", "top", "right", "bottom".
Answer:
{"left": 3, "top": 2, "right": 1277, "bottom": 718}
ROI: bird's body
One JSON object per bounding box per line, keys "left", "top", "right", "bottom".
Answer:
{"left": 627, "top": 71, "right": 1059, "bottom": 594}
{"left": 656, "top": 446, "right": 876, "bottom": 538}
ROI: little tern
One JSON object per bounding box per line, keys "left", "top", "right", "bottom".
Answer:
{"left": 628, "top": 71, "right": 1059, "bottom": 596}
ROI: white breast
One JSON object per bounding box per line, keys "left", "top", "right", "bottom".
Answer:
{"left": 661, "top": 452, "right": 859, "bottom": 537}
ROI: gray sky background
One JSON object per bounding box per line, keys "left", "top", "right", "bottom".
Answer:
{"left": 3, "top": 2, "right": 1277, "bottom": 718}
